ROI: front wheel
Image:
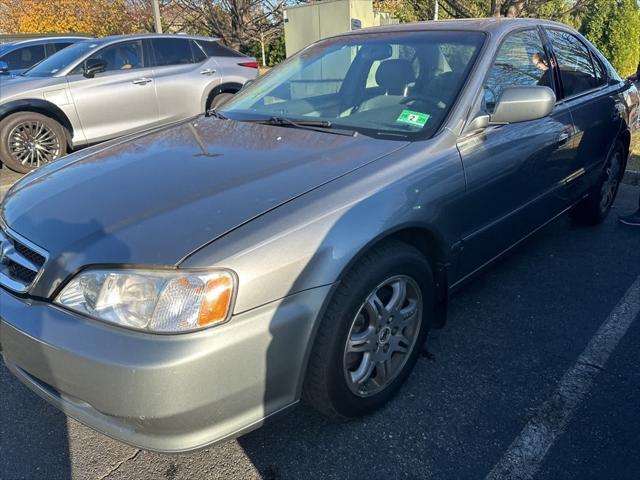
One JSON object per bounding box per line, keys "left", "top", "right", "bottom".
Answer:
{"left": 303, "top": 241, "right": 434, "bottom": 420}
{"left": 0, "top": 112, "right": 66, "bottom": 173}
{"left": 571, "top": 140, "right": 625, "bottom": 225}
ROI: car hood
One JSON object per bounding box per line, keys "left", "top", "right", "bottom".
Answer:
{"left": 0, "top": 75, "right": 59, "bottom": 99}
{"left": 2, "top": 118, "right": 405, "bottom": 281}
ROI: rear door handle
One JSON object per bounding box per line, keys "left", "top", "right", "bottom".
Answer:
{"left": 132, "top": 77, "right": 152, "bottom": 85}
{"left": 200, "top": 68, "right": 216, "bottom": 76}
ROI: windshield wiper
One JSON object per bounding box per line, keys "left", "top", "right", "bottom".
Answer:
{"left": 244, "top": 116, "right": 355, "bottom": 136}
{"left": 205, "top": 109, "right": 228, "bottom": 120}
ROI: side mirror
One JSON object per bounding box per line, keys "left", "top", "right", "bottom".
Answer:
{"left": 0, "top": 61, "right": 9, "bottom": 74}
{"left": 83, "top": 58, "right": 107, "bottom": 78}
{"left": 490, "top": 86, "right": 556, "bottom": 124}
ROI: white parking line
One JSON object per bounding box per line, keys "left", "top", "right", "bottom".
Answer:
{"left": 486, "top": 274, "right": 640, "bottom": 480}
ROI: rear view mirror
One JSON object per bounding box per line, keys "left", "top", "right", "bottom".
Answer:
{"left": 83, "top": 58, "right": 107, "bottom": 78}
{"left": 490, "top": 86, "right": 555, "bottom": 124}
{"left": 0, "top": 61, "right": 9, "bottom": 74}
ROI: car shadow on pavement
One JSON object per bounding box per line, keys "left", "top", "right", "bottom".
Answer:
{"left": 0, "top": 362, "right": 71, "bottom": 479}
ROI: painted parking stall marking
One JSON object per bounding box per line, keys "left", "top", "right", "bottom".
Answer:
{"left": 486, "top": 273, "right": 640, "bottom": 480}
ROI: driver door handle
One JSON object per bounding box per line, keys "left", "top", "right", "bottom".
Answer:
{"left": 132, "top": 77, "right": 153, "bottom": 85}
{"left": 200, "top": 68, "right": 216, "bottom": 76}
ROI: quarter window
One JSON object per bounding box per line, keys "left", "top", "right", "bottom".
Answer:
{"left": 1, "top": 45, "right": 46, "bottom": 70}
{"left": 483, "top": 29, "right": 552, "bottom": 113}
{"left": 546, "top": 29, "right": 599, "bottom": 97}
{"left": 197, "top": 40, "right": 244, "bottom": 58}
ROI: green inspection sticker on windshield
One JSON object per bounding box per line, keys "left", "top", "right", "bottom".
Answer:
{"left": 397, "top": 110, "right": 430, "bottom": 127}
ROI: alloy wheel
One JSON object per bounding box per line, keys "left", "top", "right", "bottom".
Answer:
{"left": 343, "top": 275, "right": 423, "bottom": 397}
{"left": 599, "top": 149, "right": 622, "bottom": 213}
{"left": 8, "top": 120, "right": 62, "bottom": 169}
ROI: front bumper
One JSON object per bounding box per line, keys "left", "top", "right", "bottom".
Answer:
{"left": 0, "top": 284, "right": 331, "bottom": 452}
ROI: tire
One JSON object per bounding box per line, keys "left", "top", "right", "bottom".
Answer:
{"left": 208, "top": 92, "right": 235, "bottom": 110}
{"left": 303, "top": 240, "right": 434, "bottom": 421}
{"left": 570, "top": 140, "right": 625, "bottom": 225}
{"left": 0, "top": 112, "right": 66, "bottom": 174}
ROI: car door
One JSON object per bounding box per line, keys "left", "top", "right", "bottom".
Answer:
{"left": 67, "top": 39, "right": 159, "bottom": 143}
{"left": 149, "top": 38, "right": 221, "bottom": 123}
{"left": 543, "top": 28, "right": 621, "bottom": 199}
{"left": 456, "top": 28, "right": 577, "bottom": 279}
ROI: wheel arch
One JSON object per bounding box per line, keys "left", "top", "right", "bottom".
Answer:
{"left": 0, "top": 99, "right": 74, "bottom": 148}
{"left": 296, "top": 223, "right": 451, "bottom": 400}
{"left": 203, "top": 82, "right": 244, "bottom": 111}
{"left": 334, "top": 223, "right": 451, "bottom": 329}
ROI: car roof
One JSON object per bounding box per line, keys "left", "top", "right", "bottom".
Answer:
{"left": 0, "top": 36, "right": 90, "bottom": 48}
{"left": 338, "top": 17, "right": 570, "bottom": 37}
{"left": 87, "top": 33, "right": 221, "bottom": 46}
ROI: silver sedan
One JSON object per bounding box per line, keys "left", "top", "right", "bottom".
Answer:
{"left": 0, "top": 18, "right": 637, "bottom": 452}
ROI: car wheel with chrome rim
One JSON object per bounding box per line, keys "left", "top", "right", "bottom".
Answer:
{"left": 303, "top": 241, "right": 434, "bottom": 420}
{"left": 0, "top": 112, "right": 66, "bottom": 174}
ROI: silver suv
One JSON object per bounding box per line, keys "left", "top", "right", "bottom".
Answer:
{"left": 0, "top": 34, "right": 258, "bottom": 172}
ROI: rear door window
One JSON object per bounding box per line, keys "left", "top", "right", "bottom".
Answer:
{"left": 483, "top": 29, "right": 553, "bottom": 113}
{"left": 1, "top": 45, "right": 46, "bottom": 70}
{"left": 190, "top": 40, "right": 207, "bottom": 63}
{"left": 151, "top": 38, "right": 197, "bottom": 66}
{"left": 546, "top": 29, "right": 600, "bottom": 97}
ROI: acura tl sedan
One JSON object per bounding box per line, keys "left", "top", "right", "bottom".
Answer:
{"left": 0, "top": 19, "right": 637, "bottom": 452}
{"left": 0, "top": 33, "right": 258, "bottom": 173}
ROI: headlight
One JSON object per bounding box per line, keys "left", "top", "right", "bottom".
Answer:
{"left": 55, "top": 269, "right": 236, "bottom": 333}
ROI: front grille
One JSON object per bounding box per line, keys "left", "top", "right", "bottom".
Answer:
{"left": 0, "top": 225, "right": 48, "bottom": 293}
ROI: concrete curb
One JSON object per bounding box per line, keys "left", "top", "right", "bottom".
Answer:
{"left": 623, "top": 170, "right": 640, "bottom": 187}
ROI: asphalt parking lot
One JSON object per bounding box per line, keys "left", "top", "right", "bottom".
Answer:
{"left": 1, "top": 181, "right": 640, "bottom": 480}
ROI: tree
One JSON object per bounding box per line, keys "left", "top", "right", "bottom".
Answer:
{"left": 581, "top": 0, "right": 640, "bottom": 77}
{"left": 174, "top": 0, "right": 284, "bottom": 51}
{"left": 0, "top": 0, "right": 144, "bottom": 36}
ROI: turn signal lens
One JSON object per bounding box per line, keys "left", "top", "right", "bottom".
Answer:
{"left": 198, "top": 275, "right": 234, "bottom": 326}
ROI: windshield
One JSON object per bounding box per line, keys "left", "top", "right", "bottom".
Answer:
{"left": 22, "top": 40, "right": 101, "bottom": 77}
{"left": 222, "top": 31, "right": 485, "bottom": 139}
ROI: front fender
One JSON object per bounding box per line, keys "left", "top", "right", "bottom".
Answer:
{"left": 180, "top": 134, "right": 466, "bottom": 315}
{"left": 0, "top": 98, "right": 75, "bottom": 145}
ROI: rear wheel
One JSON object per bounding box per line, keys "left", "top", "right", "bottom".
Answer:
{"left": 0, "top": 112, "right": 66, "bottom": 173}
{"left": 303, "top": 241, "right": 434, "bottom": 420}
{"left": 571, "top": 140, "right": 625, "bottom": 225}
{"left": 207, "top": 92, "right": 235, "bottom": 111}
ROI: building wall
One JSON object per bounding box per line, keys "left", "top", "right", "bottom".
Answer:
{"left": 284, "top": 0, "right": 394, "bottom": 58}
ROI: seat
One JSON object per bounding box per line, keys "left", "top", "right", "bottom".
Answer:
{"left": 358, "top": 59, "right": 416, "bottom": 112}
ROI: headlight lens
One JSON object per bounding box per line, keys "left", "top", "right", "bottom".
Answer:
{"left": 55, "top": 269, "right": 236, "bottom": 333}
